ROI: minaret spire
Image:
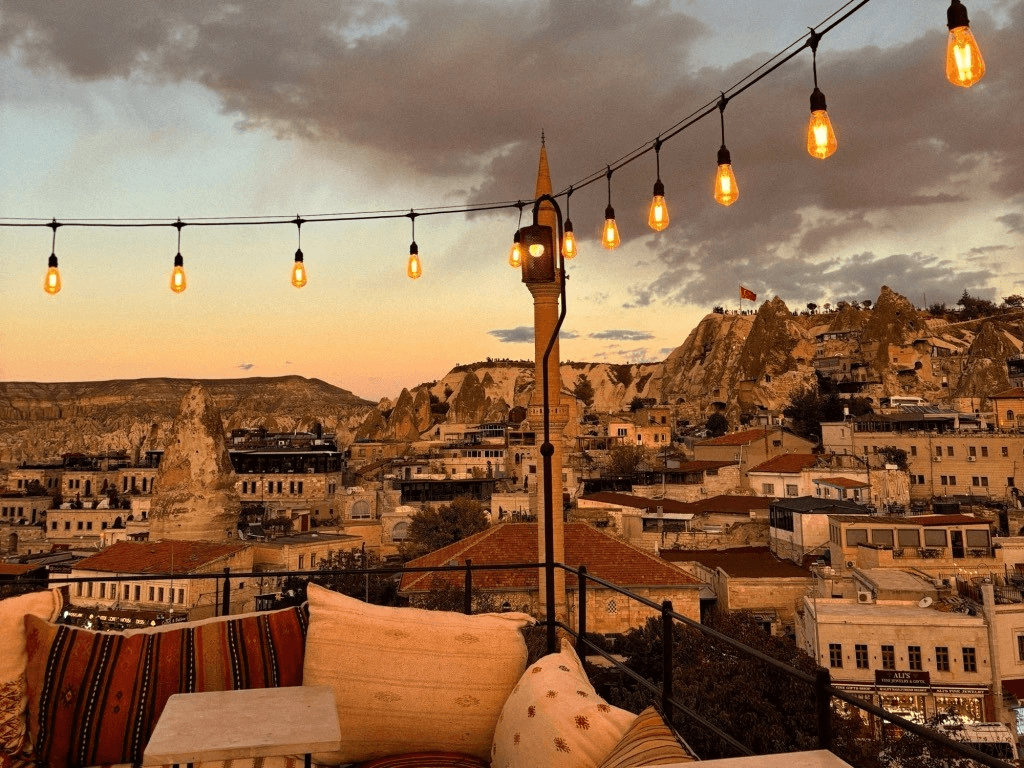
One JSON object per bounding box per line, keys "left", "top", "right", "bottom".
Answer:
{"left": 534, "top": 133, "right": 555, "bottom": 233}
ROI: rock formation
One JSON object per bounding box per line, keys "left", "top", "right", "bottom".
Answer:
{"left": 148, "top": 385, "right": 241, "bottom": 542}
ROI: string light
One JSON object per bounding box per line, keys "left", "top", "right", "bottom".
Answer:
{"left": 946, "top": 0, "right": 985, "bottom": 87}
{"left": 601, "top": 167, "right": 620, "bottom": 250}
{"left": 714, "top": 96, "right": 739, "bottom": 206}
{"left": 407, "top": 211, "right": 422, "bottom": 279}
{"left": 508, "top": 203, "right": 524, "bottom": 268}
{"left": 806, "top": 30, "right": 838, "bottom": 160}
{"left": 43, "top": 219, "right": 61, "bottom": 295}
{"left": 170, "top": 219, "right": 187, "bottom": 293}
{"left": 561, "top": 187, "right": 578, "bottom": 259}
{"left": 647, "top": 138, "right": 670, "bottom": 231}
{"left": 291, "top": 217, "right": 307, "bottom": 288}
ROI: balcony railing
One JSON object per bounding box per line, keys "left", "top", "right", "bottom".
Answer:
{"left": 12, "top": 560, "right": 1014, "bottom": 768}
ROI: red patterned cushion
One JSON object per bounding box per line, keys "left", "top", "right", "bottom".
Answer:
{"left": 24, "top": 606, "right": 307, "bottom": 768}
{"left": 356, "top": 754, "right": 490, "bottom": 768}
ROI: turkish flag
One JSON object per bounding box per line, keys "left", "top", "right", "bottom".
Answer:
{"left": 740, "top": 286, "right": 756, "bottom": 301}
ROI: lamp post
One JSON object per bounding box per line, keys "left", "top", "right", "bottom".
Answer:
{"left": 520, "top": 193, "right": 567, "bottom": 653}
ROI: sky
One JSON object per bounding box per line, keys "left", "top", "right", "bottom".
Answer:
{"left": 1, "top": 0, "right": 1022, "bottom": 403}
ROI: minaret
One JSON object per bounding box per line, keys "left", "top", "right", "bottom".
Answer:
{"left": 523, "top": 135, "right": 568, "bottom": 622}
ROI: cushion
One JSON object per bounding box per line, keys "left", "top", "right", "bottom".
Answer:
{"left": 0, "top": 590, "right": 63, "bottom": 761}
{"left": 24, "top": 604, "right": 307, "bottom": 768}
{"left": 596, "top": 706, "right": 694, "bottom": 768}
{"left": 355, "top": 753, "right": 489, "bottom": 768}
{"left": 490, "top": 642, "right": 636, "bottom": 768}
{"left": 301, "top": 583, "right": 533, "bottom": 765}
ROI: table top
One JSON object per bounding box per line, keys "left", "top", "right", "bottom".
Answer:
{"left": 143, "top": 685, "right": 341, "bottom": 765}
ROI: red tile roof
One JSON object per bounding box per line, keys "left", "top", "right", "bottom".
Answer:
{"left": 74, "top": 540, "right": 247, "bottom": 575}
{"left": 814, "top": 476, "right": 869, "bottom": 489}
{"left": 676, "top": 495, "right": 771, "bottom": 515}
{"left": 697, "top": 428, "right": 781, "bottom": 446}
{"left": 990, "top": 388, "right": 1024, "bottom": 399}
{"left": 748, "top": 454, "right": 819, "bottom": 473}
{"left": 904, "top": 514, "right": 990, "bottom": 526}
{"left": 672, "top": 460, "right": 739, "bottom": 471}
{"left": 401, "top": 523, "right": 700, "bottom": 593}
{"left": 0, "top": 563, "right": 37, "bottom": 577}
{"left": 660, "top": 546, "right": 811, "bottom": 578}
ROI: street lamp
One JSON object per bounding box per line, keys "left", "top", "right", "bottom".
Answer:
{"left": 518, "top": 194, "right": 565, "bottom": 653}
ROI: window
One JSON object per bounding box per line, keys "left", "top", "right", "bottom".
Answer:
{"left": 963, "top": 647, "right": 977, "bottom": 672}
{"left": 871, "top": 529, "right": 894, "bottom": 548}
{"left": 1017, "top": 635, "right": 1024, "bottom": 662}
{"left": 298, "top": 555, "right": 304, "bottom": 570}
{"left": 123, "top": 584, "right": 130, "bottom": 600}
{"left": 846, "top": 529, "right": 868, "bottom": 546}
{"left": 178, "top": 589, "right": 184, "bottom": 604}
{"left": 148, "top": 586, "right": 155, "bottom": 601}
{"left": 897, "top": 529, "right": 921, "bottom": 548}
{"left": 969, "top": 446, "right": 977, "bottom": 457}
{"left": 761, "top": 483, "right": 776, "bottom": 495}
{"left": 785, "top": 484, "right": 799, "bottom": 497}
{"left": 936, "top": 446, "right": 943, "bottom": 458}
{"left": 941, "top": 475, "right": 949, "bottom": 486}
{"left": 855, "top": 644, "right": 869, "bottom": 669}
{"left": 908, "top": 646, "right": 922, "bottom": 671}
{"left": 881, "top": 645, "right": 895, "bottom": 670}
{"left": 134, "top": 585, "right": 141, "bottom": 601}
{"left": 935, "top": 647, "right": 950, "bottom": 671}
{"left": 972, "top": 476, "right": 989, "bottom": 487}
{"left": 158, "top": 587, "right": 164, "bottom": 603}
{"left": 99, "top": 583, "right": 106, "bottom": 599}
{"left": 924, "top": 530, "right": 948, "bottom": 547}
{"left": 1010, "top": 477, "right": 1016, "bottom": 488}
{"left": 981, "top": 446, "right": 988, "bottom": 458}
{"left": 910, "top": 445, "right": 918, "bottom": 456}
{"left": 948, "top": 475, "right": 957, "bottom": 486}
{"left": 946, "top": 446, "right": 954, "bottom": 457}
{"left": 1003, "top": 446, "right": 1010, "bottom": 457}
{"left": 829, "top": 643, "right": 843, "bottom": 668}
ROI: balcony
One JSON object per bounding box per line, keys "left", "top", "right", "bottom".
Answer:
{"left": 11, "top": 561, "right": 1013, "bottom": 768}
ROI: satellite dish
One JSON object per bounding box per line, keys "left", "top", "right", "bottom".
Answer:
{"left": 919, "top": 596, "right": 934, "bottom": 608}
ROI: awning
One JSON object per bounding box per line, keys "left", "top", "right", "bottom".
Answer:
{"left": 1002, "top": 678, "right": 1024, "bottom": 698}
{"left": 641, "top": 513, "right": 694, "bottom": 521}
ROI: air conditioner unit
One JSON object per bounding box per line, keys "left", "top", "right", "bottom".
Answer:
{"left": 857, "top": 591, "right": 874, "bottom": 604}
{"left": 967, "top": 456, "right": 976, "bottom": 462}
{"left": 933, "top": 456, "right": 942, "bottom": 462}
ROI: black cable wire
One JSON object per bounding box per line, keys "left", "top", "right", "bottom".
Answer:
{"left": 0, "top": 0, "right": 877, "bottom": 234}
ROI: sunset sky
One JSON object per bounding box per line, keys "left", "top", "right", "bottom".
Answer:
{"left": 1, "top": 0, "right": 1021, "bottom": 402}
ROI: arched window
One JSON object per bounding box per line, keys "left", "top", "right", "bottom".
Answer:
{"left": 392, "top": 521, "right": 409, "bottom": 541}
{"left": 1007, "top": 410, "right": 1015, "bottom": 423}
{"left": 350, "top": 500, "right": 371, "bottom": 519}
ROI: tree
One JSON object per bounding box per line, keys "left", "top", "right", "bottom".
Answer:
{"left": 607, "top": 445, "right": 649, "bottom": 476}
{"left": 782, "top": 380, "right": 874, "bottom": 441}
{"left": 878, "top": 446, "right": 909, "bottom": 471}
{"left": 862, "top": 299, "right": 872, "bottom": 309}
{"left": 705, "top": 413, "right": 729, "bottom": 437}
{"left": 629, "top": 396, "right": 645, "bottom": 412}
{"left": 572, "top": 374, "right": 595, "bottom": 409}
{"left": 401, "top": 497, "right": 490, "bottom": 558}
{"left": 271, "top": 548, "right": 400, "bottom": 608}
{"left": 806, "top": 302, "right": 818, "bottom": 314}
{"left": 1003, "top": 294, "right": 1024, "bottom": 308}
{"left": 956, "top": 290, "right": 998, "bottom": 320}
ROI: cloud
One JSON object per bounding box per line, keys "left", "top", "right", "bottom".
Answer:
{"left": 999, "top": 212, "right": 1024, "bottom": 234}
{"left": 237, "top": 362, "right": 254, "bottom": 370}
{"left": 589, "top": 329, "right": 655, "bottom": 341}
{"left": 489, "top": 326, "right": 578, "bottom": 343}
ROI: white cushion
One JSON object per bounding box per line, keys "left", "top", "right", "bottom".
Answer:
{"left": 491, "top": 642, "right": 636, "bottom": 768}
{"left": 302, "top": 583, "right": 533, "bottom": 765}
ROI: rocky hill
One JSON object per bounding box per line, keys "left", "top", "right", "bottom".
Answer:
{"left": 0, "top": 376, "right": 374, "bottom": 464}
{"left": 4, "top": 287, "right": 1024, "bottom": 463}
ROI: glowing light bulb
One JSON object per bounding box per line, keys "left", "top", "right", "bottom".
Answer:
{"left": 714, "top": 145, "right": 739, "bottom": 206}
{"left": 529, "top": 243, "right": 545, "bottom": 259}
{"left": 562, "top": 220, "right": 578, "bottom": 259}
{"left": 170, "top": 253, "right": 187, "bottom": 293}
{"left": 43, "top": 254, "right": 61, "bottom": 295}
{"left": 508, "top": 232, "right": 523, "bottom": 268}
{"left": 291, "top": 248, "right": 307, "bottom": 288}
{"left": 648, "top": 179, "right": 669, "bottom": 231}
{"left": 946, "top": 24, "right": 985, "bottom": 87}
{"left": 407, "top": 243, "right": 422, "bottom": 279}
{"left": 601, "top": 205, "right": 620, "bottom": 250}
{"left": 806, "top": 88, "right": 837, "bottom": 159}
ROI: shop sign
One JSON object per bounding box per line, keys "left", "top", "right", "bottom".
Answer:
{"left": 875, "top": 670, "right": 930, "bottom": 687}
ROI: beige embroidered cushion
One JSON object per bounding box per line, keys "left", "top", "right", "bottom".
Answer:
{"left": 490, "top": 642, "right": 636, "bottom": 768}
{"left": 302, "top": 583, "right": 533, "bottom": 765}
{"left": 0, "top": 590, "right": 62, "bottom": 759}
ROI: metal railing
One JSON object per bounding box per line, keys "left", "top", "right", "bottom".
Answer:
{"left": 16, "top": 561, "right": 1016, "bottom": 768}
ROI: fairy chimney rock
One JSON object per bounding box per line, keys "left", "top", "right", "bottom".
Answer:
{"left": 149, "top": 385, "right": 240, "bottom": 541}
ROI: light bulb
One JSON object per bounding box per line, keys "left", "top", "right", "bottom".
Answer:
{"left": 528, "top": 243, "right": 545, "bottom": 258}
{"left": 407, "top": 243, "right": 422, "bottom": 280}
{"left": 946, "top": 24, "right": 985, "bottom": 87}
{"left": 170, "top": 253, "right": 187, "bottom": 293}
{"left": 648, "top": 179, "right": 669, "bottom": 231}
{"left": 601, "top": 205, "right": 620, "bottom": 250}
{"left": 291, "top": 248, "right": 307, "bottom": 288}
{"left": 43, "top": 254, "right": 61, "bottom": 295}
{"left": 508, "top": 232, "right": 523, "bottom": 268}
{"left": 562, "top": 220, "right": 578, "bottom": 259}
{"left": 806, "top": 88, "right": 837, "bottom": 159}
{"left": 714, "top": 145, "right": 739, "bottom": 206}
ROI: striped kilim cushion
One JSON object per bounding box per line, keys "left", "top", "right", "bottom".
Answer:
{"left": 596, "top": 706, "right": 695, "bottom": 768}
{"left": 24, "top": 606, "right": 307, "bottom": 768}
{"left": 354, "top": 753, "right": 490, "bottom": 768}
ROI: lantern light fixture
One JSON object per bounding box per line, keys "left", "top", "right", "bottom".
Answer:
{"left": 170, "top": 219, "right": 187, "bottom": 293}
{"left": 291, "top": 216, "right": 307, "bottom": 288}
{"left": 561, "top": 186, "right": 578, "bottom": 259}
{"left": 601, "top": 167, "right": 620, "bottom": 250}
{"left": 946, "top": 0, "right": 985, "bottom": 87}
{"left": 508, "top": 202, "right": 525, "bottom": 268}
{"left": 43, "top": 218, "right": 61, "bottom": 295}
{"left": 806, "top": 30, "right": 838, "bottom": 159}
{"left": 407, "top": 211, "right": 422, "bottom": 280}
{"left": 648, "top": 138, "right": 670, "bottom": 231}
{"left": 714, "top": 95, "right": 739, "bottom": 206}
